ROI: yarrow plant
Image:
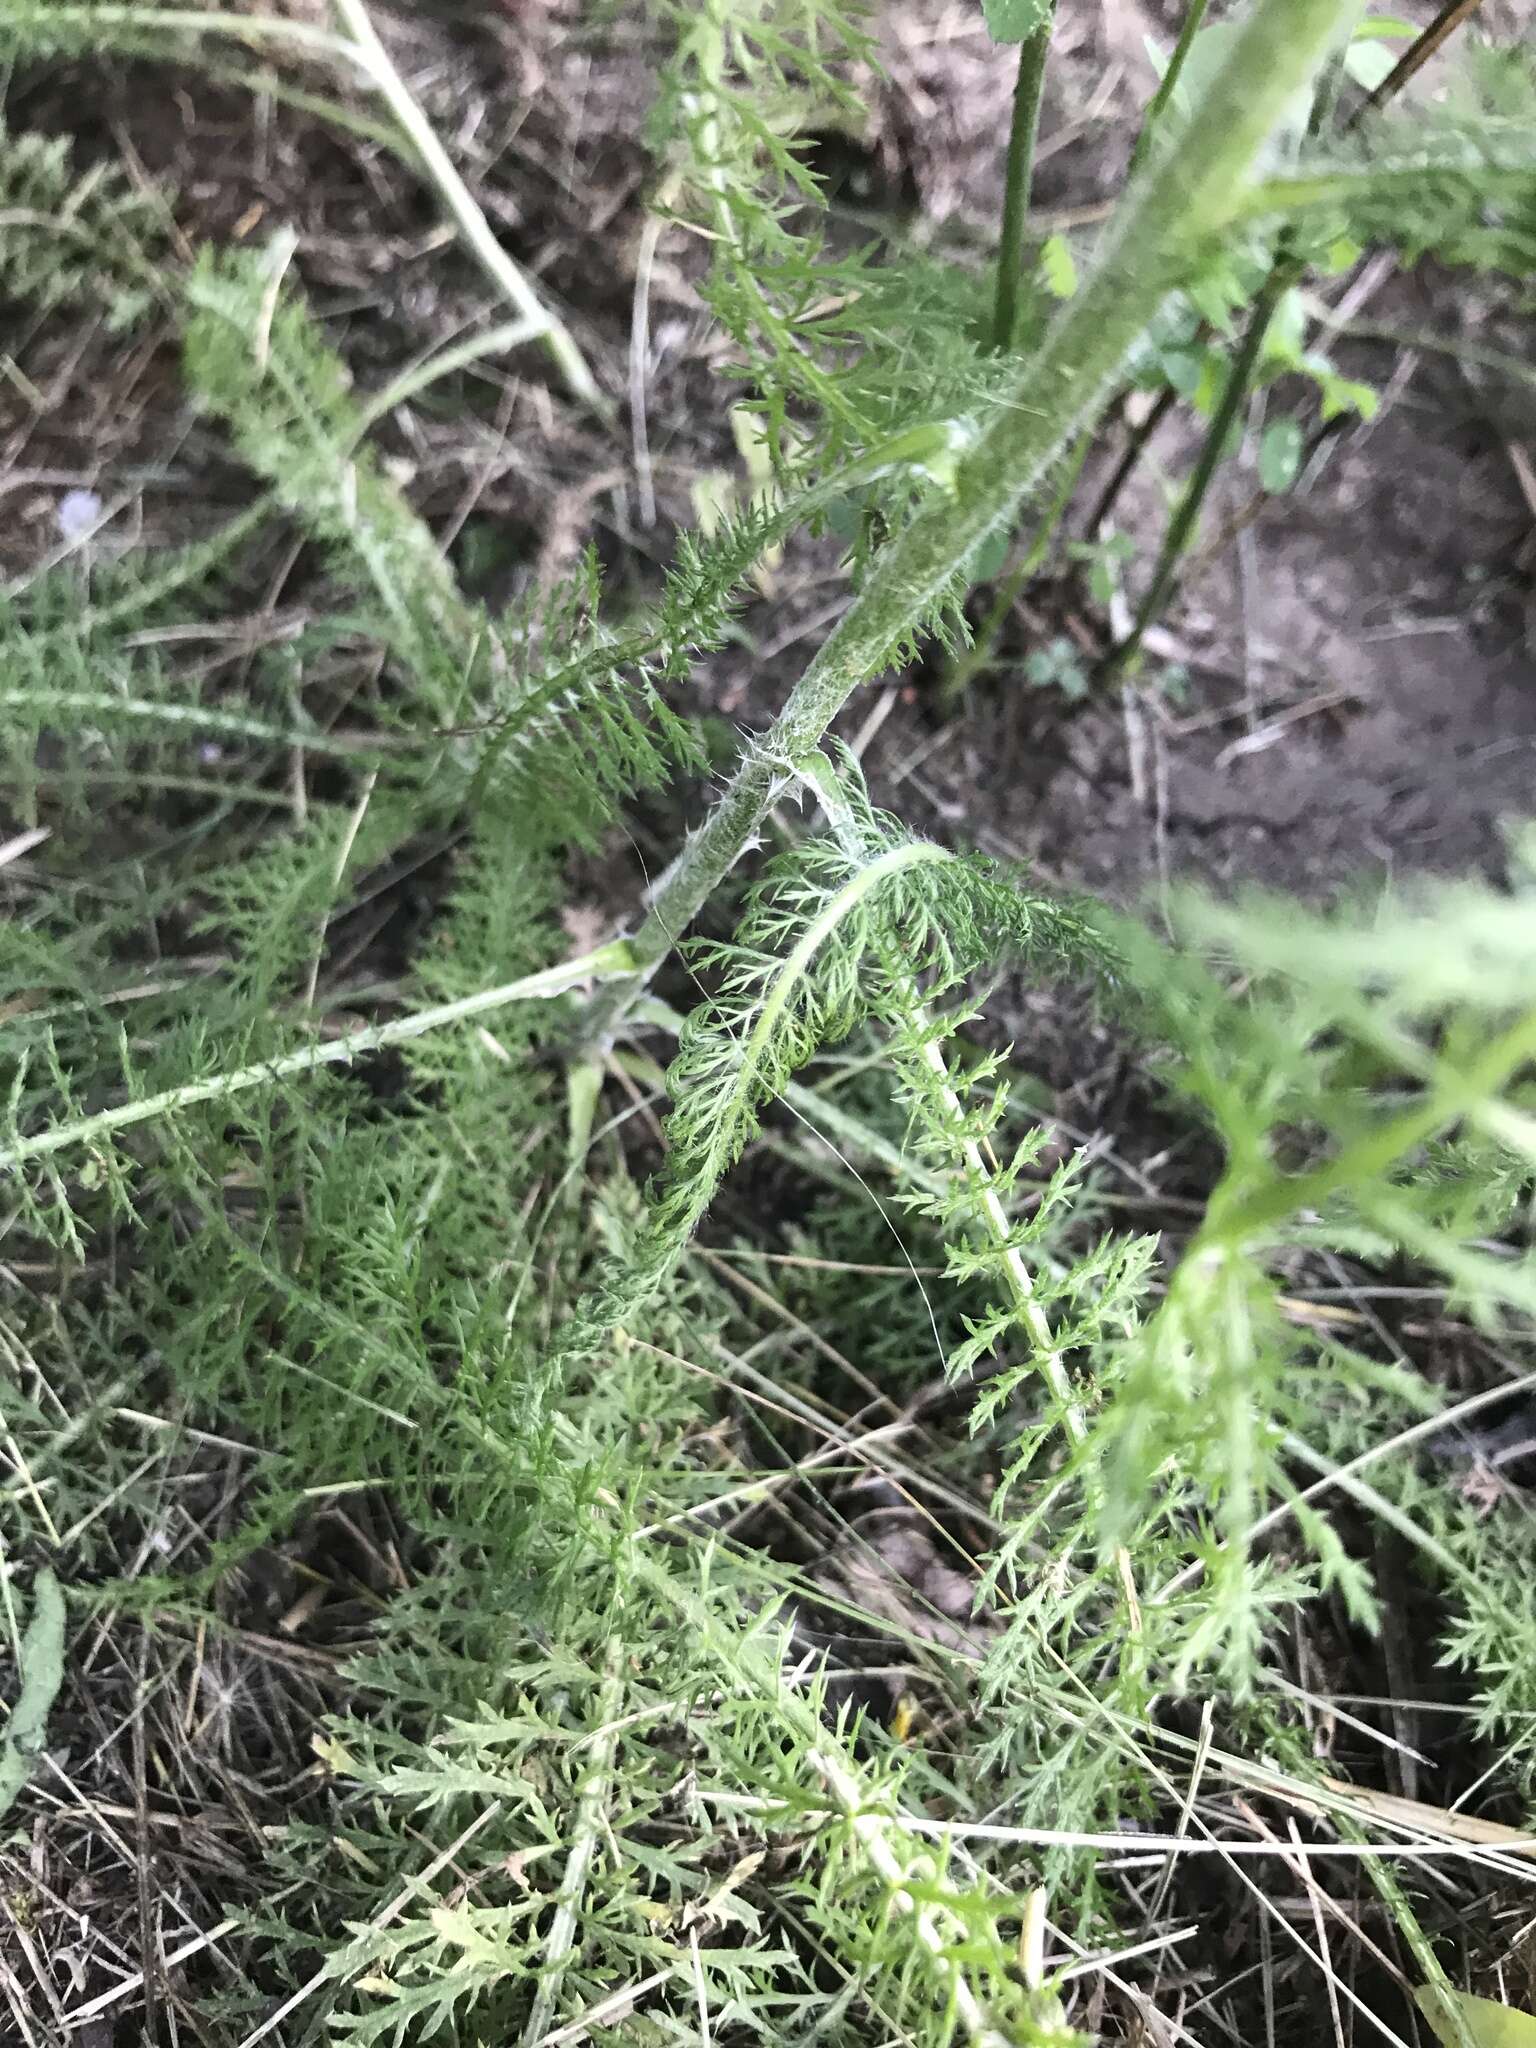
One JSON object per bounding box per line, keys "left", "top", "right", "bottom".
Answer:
{"left": 2, "top": 0, "right": 1536, "bottom": 2041}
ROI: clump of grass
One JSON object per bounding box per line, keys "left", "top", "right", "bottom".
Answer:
{"left": 3, "top": 1, "right": 1536, "bottom": 2042}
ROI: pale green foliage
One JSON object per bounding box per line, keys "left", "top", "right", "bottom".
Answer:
{"left": 557, "top": 756, "right": 1111, "bottom": 1364}
{"left": 183, "top": 243, "right": 478, "bottom": 682}
{"left": 983, "top": 0, "right": 1051, "bottom": 45}
{"left": 1077, "top": 875, "right": 1536, "bottom": 1670}
{"left": 0, "top": 116, "right": 166, "bottom": 327}
{"left": 656, "top": 0, "right": 1014, "bottom": 495}
{"left": 1255, "top": 47, "right": 1536, "bottom": 276}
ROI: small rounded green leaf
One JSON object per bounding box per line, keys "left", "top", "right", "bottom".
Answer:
{"left": 1415, "top": 1986, "right": 1536, "bottom": 2048}
{"left": 981, "top": 0, "right": 1050, "bottom": 44}
{"left": 1344, "top": 40, "right": 1398, "bottom": 91}
{"left": 971, "top": 526, "right": 1012, "bottom": 581}
{"left": 1039, "top": 233, "right": 1078, "bottom": 299}
{"left": 1260, "top": 287, "right": 1307, "bottom": 370}
{"left": 1259, "top": 417, "right": 1303, "bottom": 492}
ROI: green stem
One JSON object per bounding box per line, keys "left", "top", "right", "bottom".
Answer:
{"left": 2, "top": 5, "right": 360, "bottom": 58}
{"left": 1081, "top": 0, "right": 1218, "bottom": 534}
{"left": 991, "top": 8, "right": 1059, "bottom": 353}
{"left": 0, "top": 1572, "right": 65, "bottom": 1824}
{"left": 520, "top": 1639, "right": 626, "bottom": 2047}
{"left": 937, "top": 421, "right": 1092, "bottom": 708}
{"left": 350, "top": 316, "right": 549, "bottom": 440}
{"left": 1100, "top": 252, "right": 1296, "bottom": 682}
{"left": 581, "top": 0, "right": 1354, "bottom": 1046}
{"left": 0, "top": 941, "right": 636, "bottom": 1174}
{"left": 1129, "top": 0, "right": 1214, "bottom": 178}
{"left": 810, "top": 765, "right": 1142, "bottom": 1625}
{"left": 0, "top": 689, "right": 380, "bottom": 759}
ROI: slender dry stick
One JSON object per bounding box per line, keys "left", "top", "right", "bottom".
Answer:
{"left": 1346, "top": 0, "right": 1487, "bottom": 127}
{"left": 330, "top": 0, "right": 604, "bottom": 413}
{"left": 990, "top": 3, "right": 1060, "bottom": 352}
{"left": 579, "top": 0, "right": 1357, "bottom": 1047}
{"left": 1081, "top": 387, "right": 1175, "bottom": 541}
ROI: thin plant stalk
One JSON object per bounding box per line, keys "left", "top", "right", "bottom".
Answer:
{"left": 990, "top": 3, "right": 1059, "bottom": 353}
{"left": 0, "top": 941, "right": 637, "bottom": 1174}
{"left": 521, "top": 1640, "right": 625, "bottom": 2047}
{"left": 1081, "top": 387, "right": 1175, "bottom": 541}
{"left": 809, "top": 766, "right": 1140, "bottom": 1626}
{"left": 1099, "top": 256, "right": 1295, "bottom": 683}
{"left": 580, "top": 0, "right": 1356, "bottom": 1046}
{"left": 1346, "top": 0, "right": 1486, "bottom": 127}
{"left": 912, "top": 1018, "right": 1142, "bottom": 1629}
{"left": 1093, "top": 0, "right": 1491, "bottom": 605}
{"left": 350, "top": 316, "right": 549, "bottom": 439}
{"left": 10, "top": 5, "right": 360, "bottom": 59}
{"left": 937, "top": 421, "right": 1093, "bottom": 707}
{"left": 330, "top": 0, "right": 606, "bottom": 416}
{"left": 1129, "top": 0, "right": 1214, "bottom": 178}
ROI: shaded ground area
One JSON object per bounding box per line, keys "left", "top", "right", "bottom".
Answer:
{"left": 877, "top": 356, "right": 1536, "bottom": 900}
{"left": 6, "top": 0, "right": 1532, "bottom": 921}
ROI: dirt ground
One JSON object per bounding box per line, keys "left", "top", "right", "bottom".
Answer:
{"left": 8, "top": 0, "right": 1532, "bottom": 926}
{"left": 876, "top": 356, "right": 1536, "bottom": 900}
{"left": 844, "top": 1, "right": 1536, "bottom": 907}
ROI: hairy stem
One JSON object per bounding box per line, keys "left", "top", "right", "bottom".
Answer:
{"left": 991, "top": 6, "right": 1059, "bottom": 352}
{"left": 521, "top": 1639, "right": 626, "bottom": 2047}
{"left": 1, "top": 941, "right": 637, "bottom": 1174}
{"left": 1, "top": 5, "right": 360, "bottom": 58}
{"left": 581, "top": 0, "right": 1353, "bottom": 1045}
{"left": 912, "top": 1020, "right": 1142, "bottom": 1630}
{"left": 0, "top": 1572, "right": 65, "bottom": 1824}
{"left": 810, "top": 1746, "right": 999, "bottom": 2044}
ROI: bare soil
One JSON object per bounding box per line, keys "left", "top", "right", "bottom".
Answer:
{"left": 879, "top": 352, "right": 1536, "bottom": 901}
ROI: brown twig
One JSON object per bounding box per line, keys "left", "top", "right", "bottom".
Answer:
{"left": 1345, "top": 0, "right": 1488, "bottom": 129}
